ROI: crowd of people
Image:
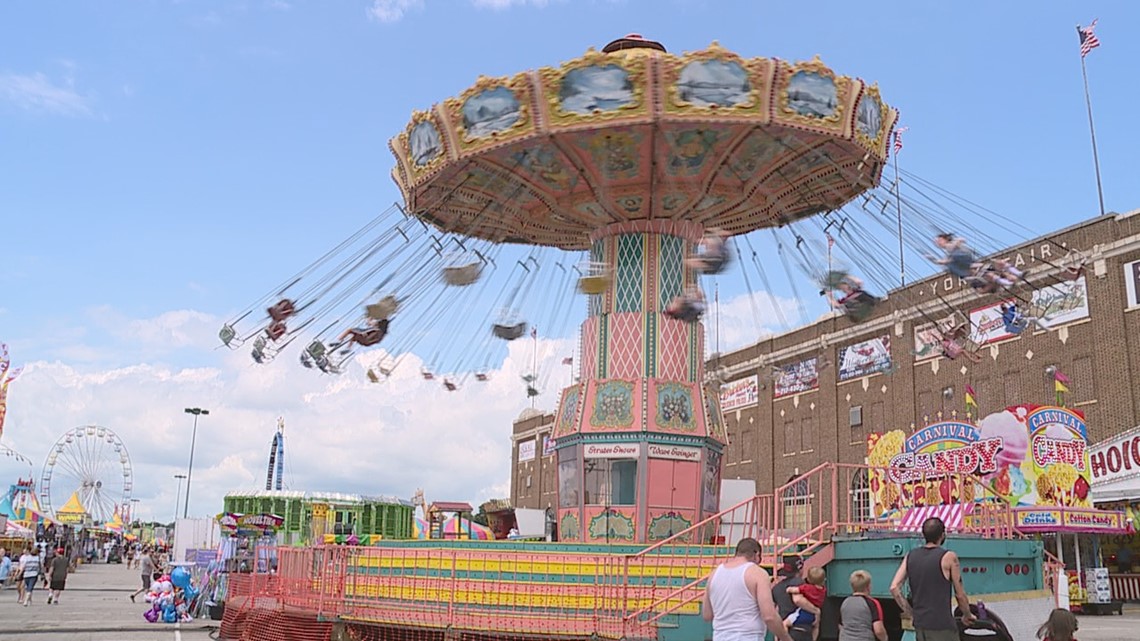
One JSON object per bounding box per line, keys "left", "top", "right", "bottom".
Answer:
{"left": 701, "top": 516, "right": 1078, "bottom": 641}
{"left": 0, "top": 538, "right": 171, "bottom": 607}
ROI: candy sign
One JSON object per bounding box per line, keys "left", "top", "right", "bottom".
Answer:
{"left": 867, "top": 405, "right": 1094, "bottom": 515}
{"left": 720, "top": 377, "right": 758, "bottom": 411}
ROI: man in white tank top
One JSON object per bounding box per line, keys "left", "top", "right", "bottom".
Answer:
{"left": 702, "top": 537, "right": 793, "bottom": 641}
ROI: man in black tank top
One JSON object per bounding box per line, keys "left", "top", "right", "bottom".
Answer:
{"left": 889, "top": 517, "right": 975, "bottom": 641}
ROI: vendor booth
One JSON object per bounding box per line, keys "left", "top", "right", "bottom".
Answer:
{"left": 1090, "top": 426, "right": 1140, "bottom": 602}
{"left": 868, "top": 405, "right": 1130, "bottom": 611}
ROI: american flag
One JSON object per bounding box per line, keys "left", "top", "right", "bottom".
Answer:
{"left": 892, "top": 127, "right": 908, "bottom": 155}
{"left": 1077, "top": 20, "right": 1101, "bottom": 58}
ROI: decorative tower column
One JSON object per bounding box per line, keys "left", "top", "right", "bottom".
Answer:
{"left": 550, "top": 220, "right": 728, "bottom": 543}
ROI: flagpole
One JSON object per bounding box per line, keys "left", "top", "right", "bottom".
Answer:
{"left": 1079, "top": 54, "right": 1106, "bottom": 217}
{"left": 892, "top": 133, "right": 906, "bottom": 288}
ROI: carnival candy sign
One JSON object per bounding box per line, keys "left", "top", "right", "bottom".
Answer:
{"left": 866, "top": 405, "right": 1092, "bottom": 515}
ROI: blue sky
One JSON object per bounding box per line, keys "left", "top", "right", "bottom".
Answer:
{"left": 0, "top": 1, "right": 1136, "bottom": 520}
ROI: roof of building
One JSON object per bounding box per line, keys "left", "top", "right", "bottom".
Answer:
{"left": 224, "top": 489, "right": 412, "bottom": 507}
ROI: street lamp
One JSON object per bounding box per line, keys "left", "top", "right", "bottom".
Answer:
{"left": 183, "top": 407, "right": 209, "bottom": 518}
{"left": 174, "top": 474, "right": 187, "bottom": 523}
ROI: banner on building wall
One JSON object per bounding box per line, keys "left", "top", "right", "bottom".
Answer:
{"left": 543, "top": 435, "right": 556, "bottom": 457}
{"left": 968, "top": 276, "right": 1091, "bottom": 345}
{"left": 866, "top": 405, "right": 1092, "bottom": 516}
{"left": 772, "top": 357, "right": 820, "bottom": 398}
{"left": 838, "top": 335, "right": 892, "bottom": 381}
{"left": 913, "top": 323, "right": 945, "bottom": 361}
{"left": 720, "top": 376, "right": 759, "bottom": 412}
{"left": 518, "top": 439, "right": 536, "bottom": 462}
{"left": 1124, "top": 260, "right": 1140, "bottom": 309}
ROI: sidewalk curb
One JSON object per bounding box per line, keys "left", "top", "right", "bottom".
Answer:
{"left": 0, "top": 624, "right": 217, "bottom": 635}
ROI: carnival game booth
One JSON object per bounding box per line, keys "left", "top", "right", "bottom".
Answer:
{"left": 1090, "top": 425, "right": 1140, "bottom": 603}
{"left": 223, "top": 490, "right": 413, "bottom": 545}
{"left": 868, "top": 405, "right": 1129, "bottom": 615}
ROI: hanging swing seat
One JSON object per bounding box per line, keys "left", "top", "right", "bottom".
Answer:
{"left": 442, "top": 262, "right": 482, "bottom": 287}
{"left": 940, "top": 312, "right": 970, "bottom": 340}
{"left": 526, "top": 385, "right": 540, "bottom": 398}
{"left": 300, "top": 352, "right": 314, "bottom": 369}
{"left": 493, "top": 321, "right": 529, "bottom": 341}
{"left": 842, "top": 291, "right": 878, "bottom": 323}
{"left": 521, "top": 373, "right": 537, "bottom": 384}
{"left": 475, "top": 372, "right": 489, "bottom": 382}
{"left": 367, "top": 369, "right": 380, "bottom": 383}
{"left": 350, "top": 320, "right": 388, "bottom": 347}
{"left": 219, "top": 324, "right": 239, "bottom": 348}
{"left": 578, "top": 273, "right": 612, "bottom": 295}
{"left": 266, "top": 321, "right": 287, "bottom": 342}
{"left": 443, "top": 379, "right": 458, "bottom": 392}
{"left": 688, "top": 231, "right": 730, "bottom": 274}
{"left": 1060, "top": 250, "right": 1087, "bottom": 281}
{"left": 421, "top": 369, "right": 435, "bottom": 381}
{"left": 306, "top": 340, "right": 328, "bottom": 360}
{"left": 366, "top": 295, "right": 399, "bottom": 321}
{"left": 267, "top": 299, "right": 296, "bottom": 322}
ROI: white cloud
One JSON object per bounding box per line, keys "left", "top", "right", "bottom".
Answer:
{"left": 0, "top": 69, "right": 92, "bottom": 117}
{"left": 367, "top": 0, "right": 424, "bottom": 22}
{"left": 705, "top": 290, "right": 805, "bottom": 354}
{"left": 0, "top": 306, "right": 576, "bottom": 525}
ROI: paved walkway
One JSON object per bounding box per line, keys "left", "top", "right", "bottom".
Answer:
{"left": 0, "top": 560, "right": 216, "bottom": 640}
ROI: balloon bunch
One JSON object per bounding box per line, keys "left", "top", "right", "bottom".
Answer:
{"left": 142, "top": 567, "right": 199, "bottom": 624}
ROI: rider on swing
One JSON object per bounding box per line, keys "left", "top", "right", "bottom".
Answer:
{"left": 330, "top": 317, "right": 389, "bottom": 351}
{"left": 685, "top": 229, "right": 730, "bottom": 274}
{"left": 824, "top": 274, "right": 877, "bottom": 321}
{"left": 664, "top": 285, "right": 706, "bottom": 323}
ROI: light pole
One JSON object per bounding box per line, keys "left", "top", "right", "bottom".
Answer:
{"left": 182, "top": 406, "right": 209, "bottom": 518}
{"left": 174, "top": 474, "right": 187, "bottom": 523}
{"left": 129, "top": 497, "right": 141, "bottom": 525}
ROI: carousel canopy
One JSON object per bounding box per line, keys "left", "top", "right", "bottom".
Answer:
{"left": 391, "top": 37, "right": 897, "bottom": 249}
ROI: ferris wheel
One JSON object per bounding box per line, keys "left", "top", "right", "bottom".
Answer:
{"left": 39, "top": 425, "right": 134, "bottom": 525}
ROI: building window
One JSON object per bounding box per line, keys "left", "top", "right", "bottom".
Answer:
{"left": 1003, "top": 371, "right": 1019, "bottom": 407}
{"left": 584, "top": 458, "right": 638, "bottom": 506}
{"left": 850, "top": 470, "right": 871, "bottom": 524}
{"left": 800, "top": 415, "right": 814, "bottom": 452}
{"left": 558, "top": 449, "right": 579, "bottom": 508}
{"left": 782, "top": 475, "right": 811, "bottom": 533}
{"left": 783, "top": 419, "right": 796, "bottom": 454}
{"left": 1070, "top": 357, "right": 1096, "bottom": 404}
{"left": 849, "top": 405, "right": 863, "bottom": 428}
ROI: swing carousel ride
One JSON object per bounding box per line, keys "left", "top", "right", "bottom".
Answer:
{"left": 222, "top": 34, "right": 1087, "bottom": 451}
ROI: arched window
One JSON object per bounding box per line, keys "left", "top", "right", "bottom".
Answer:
{"left": 781, "top": 474, "right": 812, "bottom": 534}
{"left": 850, "top": 469, "right": 871, "bottom": 526}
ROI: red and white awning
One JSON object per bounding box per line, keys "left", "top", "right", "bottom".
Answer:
{"left": 898, "top": 503, "right": 972, "bottom": 532}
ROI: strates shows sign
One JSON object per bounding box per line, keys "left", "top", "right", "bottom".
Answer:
{"left": 518, "top": 439, "right": 536, "bottom": 462}
{"left": 1089, "top": 426, "right": 1140, "bottom": 487}
{"left": 647, "top": 444, "right": 702, "bottom": 461}
{"left": 583, "top": 443, "right": 641, "bottom": 459}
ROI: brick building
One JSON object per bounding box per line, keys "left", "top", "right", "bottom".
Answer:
{"left": 509, "top": 210, "right": 1140, "bottom": 510}
{"left": 509, "top": 408, "right": 557, "bottom": 510}
{"left": 714, "top": 210, "right": 1140, "bottom": 497}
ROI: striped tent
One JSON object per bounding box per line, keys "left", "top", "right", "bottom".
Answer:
{"left": 898, "top": 503, "right": 973, "bottom": 533}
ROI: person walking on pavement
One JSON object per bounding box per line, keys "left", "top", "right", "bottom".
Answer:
{"left": 18, "top": 545, "right": 42, "bottom": 606}
{"left": 0, "top": 548, "right": 11, "bottom": 589}
{"left": 130, "top": 548, "right": 155, "bottom": 602}
{"left": 890, "top": 517, "right": 976, "bottom": 641}
{"left": 46, "top": 547, "right": 69, "bottom": 604}
{"left": 701, "top": 537, "right": 793, "bottom": 641}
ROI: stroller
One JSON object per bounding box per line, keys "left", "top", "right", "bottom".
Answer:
{"left": 956, "top": 603, "right": 1014, "bottom": 641}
